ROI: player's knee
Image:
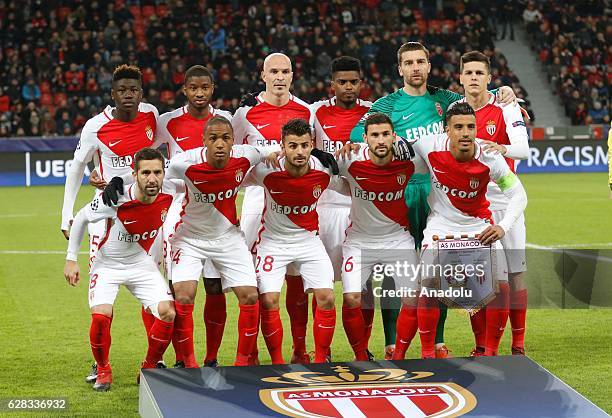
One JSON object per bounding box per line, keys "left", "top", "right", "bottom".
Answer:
{"left": 203, "top": 277, "right": 223, "bottom": 295}
{"left": 509, "top": 272, "right": 525, "bottom": 291}
{"left": 259, "top": 292, "right": 279, "bottom": 310}
{"left": 315, "top": 290, "right": 335, "bottom": 310}
{"left": 343, "top": 292, "right": 361, "bottom": 308}
{"left": 174, "top": 294, "right": 195, "bottom": 305}
{"left": 91, "top": 304, "right": 113, "bottom": 317}
{"left": 156, "top": 301, "right": 176, "bottom": 322}
{"left": 237, "top": 287, "right": 259, "bottom": 306}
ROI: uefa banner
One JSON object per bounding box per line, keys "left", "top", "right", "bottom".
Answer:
{"left": 517, "top": 139, "right": 609, "bottom": 174}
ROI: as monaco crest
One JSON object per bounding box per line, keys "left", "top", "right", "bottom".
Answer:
{"left": 486, "top": 120, "right": 496, "bottom": 136}
{"left": 435, "top": 102, "right": 443, "bottom": 117}
{"left": 397, "top": 174, "right": 406, "bottom": 185}
{"left": 145, "top": 124, "right": 154, "bottom": 141}
{"left": 160, "top": 208, "right": 167, "bottom": 223}
{"left": 470, "top": 177, "right": 480, "bottom": 189}
{"left": 259, "top": 366, "right": 477, "bottom": 418}
{"left": 235, "top": 169, "right": 244, "bottom": 183}
{"left": 313, "top": 185, "right": 322, "bottom": 199}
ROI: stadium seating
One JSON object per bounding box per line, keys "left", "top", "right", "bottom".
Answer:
{"left": 0, "top": 1, "right": 536, "bottom": 137}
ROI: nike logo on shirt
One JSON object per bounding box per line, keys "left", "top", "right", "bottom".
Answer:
{"left": 256, "top": 123, "right": 270, "bottom": 129}
{"left": 402, "top": 113, "right": 415, "bottom": 120}
{"left": 323, "top": 124, "right": 336, "bottom": 129}
{"left": 175, "top": 136, "right": 189, "bottom": 142}
{"left": 124, "top": 220, "right": 137, "bottom": 225}
{"left": 193, "top": 180, "right": 208, "bottom": 185}
{"left": 109, "top": 140, "right": 121, "bottom": 147}
{"left": 355, "top": 176, "right": 369, "bottom": 181}
{"left": 269, "top": 190, "right": 283, "bottom": 194}
{"left": 433, "top": 167, "right": 446, "bottom": 174}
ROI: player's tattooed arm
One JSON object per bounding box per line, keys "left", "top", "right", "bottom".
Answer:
{"left": 392, "top": 136, "right": 416, "bottom": 161}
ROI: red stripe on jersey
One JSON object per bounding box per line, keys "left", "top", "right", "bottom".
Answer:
{"left": 97, "top": 218, "right": 113, "bottom": 252}
{"left": 315, "top": 101, "right": 369, "bottom": 150}
{"left": 429, "top": 151, "right": 492, "bottom": 221}
{"left": 475, "top": 99, "right": 515, "bottom": 172}
{"left": 246, "top": 100, "right": 310, "bottom": 144}
{"left": 174, "top": 184, "right": 189, "bottom": 235}
{"left": 263, "top": 170, "right": 330, "bottom": 232}
{"left": 410, "top": 394, "right": 450, "bottom": 415}
{"left": 116, "top": 193, "right": 173, "bottom": 253}
{"left": 251, "top": 200, "right": 267, "bottom": 254}
{"left": 166, "top": 111, "right": 214, "bottom": 153}
{"left": 185, "top": 157, "right": 251, "bottom": 226}
{"left": 348, "top": 159, "right": 414, "bottom": 229}
{"left": 97, "top": 110, "right": 157, "bottom": 162}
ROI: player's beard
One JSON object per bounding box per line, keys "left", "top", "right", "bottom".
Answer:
{"left": 372, "top": 146, "right": 391, "bottom": 159}
{"left": 405, "top": 73, "right": 427, "bottom": 89}
{"left": 144, "top": 182, "right": 160, "bottom": 197}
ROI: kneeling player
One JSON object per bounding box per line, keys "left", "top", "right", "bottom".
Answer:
{"left": 337, "top": 113, "right": 424, "bottom": 360}
{"left": 247, "top": 119, "right": 339, "bottom": 364}
{"left": 394, "top": 102, "right": 527, "bottom": 358}
{"left": 63, "top": 149, "right": 176, "bottom": 391}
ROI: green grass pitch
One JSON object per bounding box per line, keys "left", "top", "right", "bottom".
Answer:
{"left": 0, "top": 172, "right": 610, "bottom": 416}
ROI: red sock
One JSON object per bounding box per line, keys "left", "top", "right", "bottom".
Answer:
{"left": 470, "top": 308, "right": 487, "bottom": 348}
{"left": 509, "top": 289, "right": 528, "bottom": 349}
{"left": 361, "top": 308, "right": 374, "bottom": 349}
{"left": 235, "top": 302, "right": 259, "bottom": 366}
{"left": 393, "top": 305, "right": 418, "bottom": 360}
{"left": 204, "top": 294, "right": 226, "bottom": 363}
{"left": 90, "top": 313, "right": 112, "bottom": 371}
{"left": 342, "top": 306, "right": 368, "bottom": 361}
{"left": 261, "top": 307, "right": 285, "bottom": 364}
{"left": 173, "top": 302, "right": 198, "bottom": 368}
{"left": 485, "top": 282, "right": 510, "bottom": 356}
{"left": 145, "top": 318, "right": 174, "bottom": 366}
{"left": 286, "top": 275, "right": 308, "bottom": 355}
{"left": 417, "top": 295, "right": 439, "bottom": 358}
{"left": 313, "top": 307, "right": 335, "bottom": 363}
{"left": 141, "top": 306, "right": 155, "bottom": 335}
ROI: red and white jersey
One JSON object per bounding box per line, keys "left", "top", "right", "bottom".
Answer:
{"left": 412, "top": 133, "right": 522, "bottom": 230}
{"left": 166, "top": 145, "right": 271, "bottom": 240}
{"left": 312, "top": 97, "right": 372, "bottom": 208}
{"left": 71, "top": 183, "right": 174, "bottom": 265}
{"left": 233, "top": 93, "right": 313, "bottom": 216}
{"left": 246, "top": 157, "right": 338, "bottom": 245}
{"left": 157, "top": 105, "right": 233, "bottom": 158}
{"left": 338, "top": 145, "right": 427, "bottom": 242}
{"left": 459, "top": 95, "right": 529, "bottom": 210}
{"left": 73, "top": 102, "right": 160, "bottom": 182}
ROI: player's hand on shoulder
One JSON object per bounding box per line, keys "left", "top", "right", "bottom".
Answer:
{"left": 265, "top": 151, "right": 283, "bottom": 169}
{"left": 496, "top": 86, "right": 517, "bottom": 106}
{"left": 64, "top": 260, "right": 80, "bottom": 286}
{"left": 478, "top": 225, "right": 505, "bottom": 245}
{"left": 239, "top": 91, "right": 259, "bottom": 108}
{"left": 311, "top": 148, "right": 339, "bottom": 175}
{"left": 102, "top": 177, "right": 124, "bottom": 206}
{"left": 89, "top": 169, "right": 107, "bottom": 190}
{"left": 335, "top": 142, "right": 360, "bottom": 160}
{"left": 393, "top": 136, "right": 416, "bottom": 161}
{"left": 480, "top": 140, "right": 506, "bottom": 156}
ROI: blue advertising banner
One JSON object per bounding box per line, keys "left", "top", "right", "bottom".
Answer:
{"left": 517, "top": 140, "right": 609, "bottom": 174}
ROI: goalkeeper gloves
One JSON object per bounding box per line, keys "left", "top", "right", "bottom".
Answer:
{"left": 311, "top": 148, "right": 339, "bottom": 175}
{"left": 392, "top": 136, "right": 415, "bottom": 161}
{"left": 239, "top": 91, "right": 259, "bottom": 108}
{"left": 102, "top": 176, "right": 124, "bottom": 206}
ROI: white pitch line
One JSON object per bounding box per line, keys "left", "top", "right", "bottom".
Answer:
{"left": 526, "top": 242, "right": 612, "bottom": 249}
{"left": 526, "top": 243, "right": 612, "bottom": 263}
{"left": 0, "top": 250, "right": 88, "bottom": 255}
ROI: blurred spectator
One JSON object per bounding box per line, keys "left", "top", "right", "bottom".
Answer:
{"left": 21, "top": 78, "right": 41, "bottom": 103}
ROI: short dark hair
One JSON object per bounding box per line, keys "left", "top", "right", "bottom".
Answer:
{"left": 184, "top": 65, "right": 214, "bottom": 84}
{"left": 112, "top": 64, "right": 142, "bottom": 84}
{"left": 331, "top": 56, "right": 361, "bottom": 75}
{"left": 445, "top": 102, "right": 476, "bottom": 124}
{"left": 204, "top": 115, "right": 233, "bottom": 134}
{"left": 134, "top": 148, "right": 164, "bottom": 171}
{"left": 460, "top": 51, "right": 491, "bottom": 73}
{"left": 397, "top": 42, "right": 430, "bottom": 65}
{"left": 281, "top": 119, "right": 312, "bottom": 141}
{"left": 364, "top": 112, "right": 393, "bottom": 134}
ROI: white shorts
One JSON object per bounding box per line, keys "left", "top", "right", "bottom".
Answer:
{"left": 255, "top": 237, "right": 334, "bottom": 294}
{"left": 421, "top": 216, "right": 507, "bottom": 282}
{"left": 318, "top": 206, "right": 351, "bottom": 281}
{"left": 88, "top": 219, "right": 107, "bottom": 265}
{"left": 163, "top": 194, "right": 220, "bottom": 279}
{"left": 342, "top": 232, "right": 419, "bottom": 294}
{"left": 493, "top": 210, "right": 527, "bottom": 274}
{"left": 88, "top": 258, "right": 172, "bottom": 309}
{"left": 169, "top": 228, "right": 257, "bottom": 292}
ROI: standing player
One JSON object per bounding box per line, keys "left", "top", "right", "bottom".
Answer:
{"left": 392, "top": 102, "right": 528, "bottom": 359}
{"left": 337, "top": 113, "right": 425, "bottom": 361}
{"left": 63, "top": 148, "right": 175, "bottom": 391}
{"left": 165, "top": 116, "right": 278, "bottom": 367}
{"left": 311, "top": 57, "right": 375, "bottom": 353}
{"left": 232, "top": 53, "right": 313, "bottom": 364}
{"left": 246, "top": 119, "right": 337, "bottom": 364}
{"left": 458, "top": 51, "right": 529, "bottom": 356}
{"left": 60, "top": 64, "right": 159, "bottom": 381}
{"left": 156, "top": 65, "right": 232, "bottom": 367}
{"left": 349, "top": 42, "right": 517, "bottom": 359}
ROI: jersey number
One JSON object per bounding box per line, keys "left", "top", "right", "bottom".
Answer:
{"left": 255, "top": 255, "right": 274, "bottom": 273}
{"left": 343, "top": 256, "right": 354, "bottom": 273}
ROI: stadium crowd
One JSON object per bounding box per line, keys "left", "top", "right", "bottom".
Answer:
{"left": 523, "top": 0, "right": 610, "bottom": 125}
{"left": 0, "top": 0, "right": 535, "bottom": 138}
